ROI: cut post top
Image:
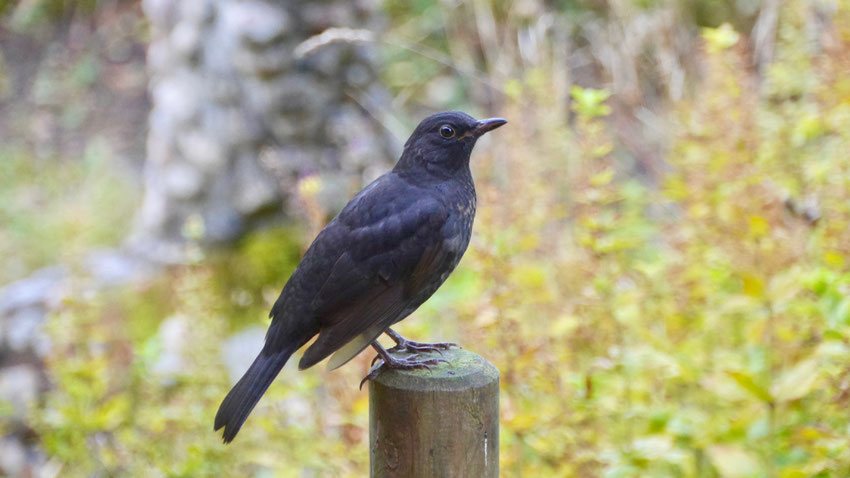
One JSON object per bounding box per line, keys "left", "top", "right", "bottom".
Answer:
{"left": 370, "top": 348, "right": 499, "bottom": 392}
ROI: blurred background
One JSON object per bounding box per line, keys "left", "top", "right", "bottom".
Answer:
{"left": 1, "top": 0, "right": 849, "bottom": 476}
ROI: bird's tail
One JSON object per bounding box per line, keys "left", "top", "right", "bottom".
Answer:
{"left": 214, "top": 346, "right": 294, "bottom": 443}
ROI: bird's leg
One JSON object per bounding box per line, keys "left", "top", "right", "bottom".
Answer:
{"left": 366, "top": 328, "right": 460, "bottom": 367}
{"left": 360, "top": 341, "right": 449, "bottom": 389}
{"left": 384, "top": 328, "right": 460, "bottom": 354}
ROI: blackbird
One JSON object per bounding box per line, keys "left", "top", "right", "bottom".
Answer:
{"left": 214, "top": 111, "right": 506, "bottom": 443}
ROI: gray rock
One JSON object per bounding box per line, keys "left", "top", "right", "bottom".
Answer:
{"left": 0, "top": 266, "right": 67, "bottom": 356}
{"left": 178, "top": 131, "right": 226, "bottom": 171}
{"left": 84, "top": 249, "right": 157, "bottom": 287}
{"left": 0, "top": 364, "right": 40, "bottom": 417}
{"left": 0, "top": 266, "right": 67, "bottom": 315}
{"left": 201, "top": 202, "right": 244, "bottom": 243}
{"left": 177, "top": 0, "right": 214, "bottom": 26}
{"left": 141, "top": 0, "right": 175, "bottom": 28}
{"left": 135, "top": 0, "right": 392, "bottom": 251}
{"left": 221, "top": 1, "right": 290, "bottom": 48}
{"left": 5, "top": 307, "right": 48, "bottom": 355}
{"left": 0, "top": 438, "right": 28, "bottom": 477}
{"left": 233, "top": 46, "right": 292, "bottom": 78}
{"left": 221, "top": 326, "right": 266, "bottom": 384}
{"left": 170, "top": 21, "right": 202, "bottom": 59}
{"left": 345, "top": 62, "right": 373, "bottom": 87}
{"left": 232, "top": 153, "right": 279, "bottom": 215}
{"left": 164, "top": 161, "right": 204, "bottom": 199}
{"left": 151, "top": 76, "right": 199, "bottom": 126}
{"left": 146, "top": 36, "right": 175, "bottom": 71}
{"left": 150, "top": 315, "right": 190, "bottom": 379}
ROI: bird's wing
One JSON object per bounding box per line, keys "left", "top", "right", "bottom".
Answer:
{"left": 323, "top": 242, "right": 449, "bottom": 371}
{"left": 296, "top": 193, "right": 452, "bottom": 370}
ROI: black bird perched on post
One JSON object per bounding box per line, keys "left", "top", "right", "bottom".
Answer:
{"left": 214, "top": 111, "right": 507, "bottom": 443}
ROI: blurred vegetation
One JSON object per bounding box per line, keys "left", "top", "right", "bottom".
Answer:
{"left": 0, "top": 0, "right": 146, "bottom": 282}
{"left": 0, "top": 143, "right": 137, "bottom": 284}
{"left": 2, "top": 0, "right": 850, "bottom": 476}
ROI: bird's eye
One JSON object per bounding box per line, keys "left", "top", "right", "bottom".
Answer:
{"left": 439, "top": 125, "right": 455, "bottom": 138}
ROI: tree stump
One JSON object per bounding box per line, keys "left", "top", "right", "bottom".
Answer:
{"left": 368, "top": 348, "right": 499, "bottom": 477}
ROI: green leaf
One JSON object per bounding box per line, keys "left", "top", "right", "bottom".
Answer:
{"left": 702, "top": 24, "right": 740, "bottom": 52}
{"left": 727, "top": 371, "right": 773, "bottom": 403}
{"left": 570, "top": 86, "right": 612, "bottom": 118}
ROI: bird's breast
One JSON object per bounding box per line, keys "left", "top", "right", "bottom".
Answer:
{"left": 447, "top": 190, "right": 476, "bottom": 234}
{"left": 440, "top": 197, "right": 475, "bottom": 265}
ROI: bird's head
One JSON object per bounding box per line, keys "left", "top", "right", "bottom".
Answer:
{"left": 396, "top": 111, "right": 507, "bottom": 177}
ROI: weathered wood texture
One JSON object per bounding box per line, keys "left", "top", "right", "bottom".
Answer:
{"left": 369, "top": 349, "right": 499, "bottom": 478}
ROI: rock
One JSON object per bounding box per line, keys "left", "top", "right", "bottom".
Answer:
{"left": 202, "top": 206, "right": 245, "bottom": 244}
{"left": 221, "top": 326, "right": 266, "bottom": 384}
{"left": 141, "top": 0, "right": 175, "bottom": 28}
{"left": 233, "top": 45, "right": 292, "bottom": 78}
{"left": 164, "top": 161, "right": 203, "bottom": 199}
{"left": 151, "top": 76, "right": 199, "bottom": 126}
{"left": 232, "top": 153, "right": 279, "bottom": 215}
{"left": 150, "top": 315, "right": 190, "bottom": 379}
{"left": 345, "top": 62, "right": 373, "bottom": 87}
{"left": 178, "top": 131, "right": 226, "bottom": 171}
{"left": 177, "top": 0, "right": 214, "bottom": 26}
{"left": 304, "top": 44, "right": 346, "bottom": 78}
{"left": 4, "top": 307, "right": 49, "bottom": 356}
{"left": 0, "top": 266, "right": 67, "bottom": 315}
{"left": 0, "top": 266, "right": 67, "bottom": 356}
{"left": 84, "top": 249, "right": 157, "bottom": 287}
{"left": 170, "top": 21, "right": 202, "bottom": 59}
{"left": 0, "top": 364, "right": 40, "bottom": 417}
{"left": 135, "top": 0, "right": 393, "bottom": 251}
{"left": 222, "top": 1, "right": 290, "bottom": 48}
{"left": 0, "top": 438, "right": 28, "bottom": 477}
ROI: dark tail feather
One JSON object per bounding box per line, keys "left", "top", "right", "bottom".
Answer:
{"left": 214, "top": 347, "right": 293, "bottom": 443}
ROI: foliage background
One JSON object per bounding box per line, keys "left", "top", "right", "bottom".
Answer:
{"left": 2, "top": 0, "right": 850, "bottom": 476}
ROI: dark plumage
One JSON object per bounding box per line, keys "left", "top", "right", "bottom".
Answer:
{"left": 214, "top": 111, "right": 506, "bottom": 443}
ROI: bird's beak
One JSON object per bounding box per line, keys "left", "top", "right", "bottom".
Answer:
{"left": 463, "top": 118, "right": 508, "bottom": 139}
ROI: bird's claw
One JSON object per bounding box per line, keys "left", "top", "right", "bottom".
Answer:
{"left": 387, "top": 340, "right": 460, "bottom": 355}
{"left": 372, "top": 339, "right": 458, "bottom": 365}
{"left": 360, "top": 363, "right": 384, "bottom": 389}
{"left": 360, "top": 354, "right": 451, "bottom": 389}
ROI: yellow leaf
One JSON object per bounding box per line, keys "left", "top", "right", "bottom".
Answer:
{"left": 97, "top": 395, "right": 130, "bottom": 429}
{"left": 768, "top": 272, "right": 802, "bottom": 308}
{"left": 780, "top": 468, "right": 808, "bottom": 478}
{"left": 551, "top": 315, "right": 580, "bottom": 337}
{"left": 589, "top": 168, "right": 614, "bottom": 186}
{"left": 741, "top": 273, "right": 765, "bottom": 298}
{"left": 749, "top": 216, "right": 769, "bottom": 237}
{"left": 506, "top": 413, "right": 538, "bottom": 432}
{"left": 352, "top": 395, "right": 369, "bottom": 415}
{"left": 503, "top": 78, "right": 523, "bottom": 101}
{"left": 296, "top": 174, "right": 322, "bottom": 196}
{"left": 592, "top": 144, "right": 613, "bottom": 158}
{"left": 688, "top": 203, "right": 710, "bottom": 218}
{"left": 702, "top": 24, "right": 741, "bottom": 52}
{"left": 707, "top": 445, "right": 761, "bottom": 478}
{"left": 797, "top": 426, "right": 826, "bottom": 441}
{"left": 824, "top": 251, "right": 845, "bottom": 268}
{"left": 771, "top": 357, "right": 819, "bottom": 403}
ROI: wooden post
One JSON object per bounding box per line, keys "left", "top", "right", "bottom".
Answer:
{"left": 368, "top": 348, "right": 499, "bottom": 477}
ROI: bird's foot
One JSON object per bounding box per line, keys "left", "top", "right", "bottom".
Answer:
{"left": 360, "top": 352, "right": 449, "bottom": 389}
{"left": 384, "top": 328, "right": 460, "bottom": 356}
{"left": 387, "top": 338, "right": 460, "bottom": 355}
{"left": 369, "top": 339, "right": 459, "bottom": 366}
